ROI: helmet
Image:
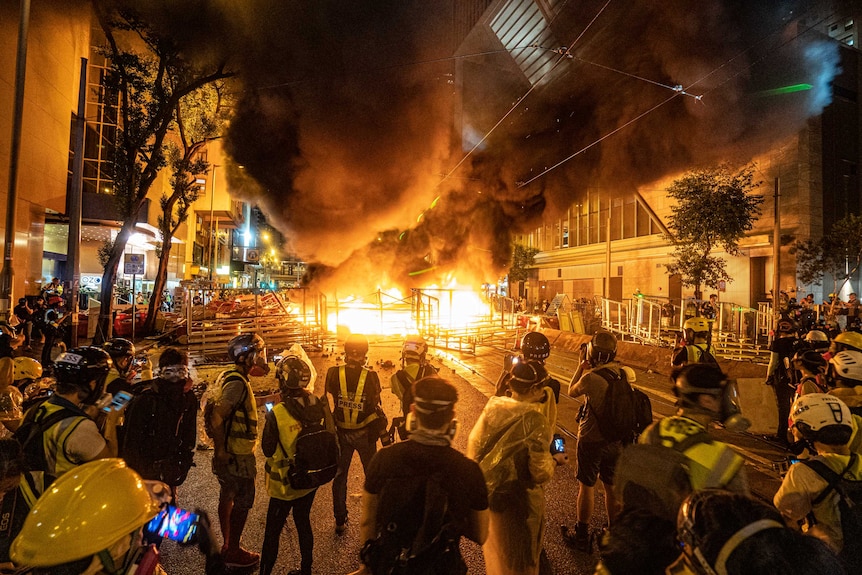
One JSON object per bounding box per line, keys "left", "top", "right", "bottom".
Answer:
{"left": 521, "top": 332, "right": 551, "bottom": 361}
{"left": 829, "top": 350, "right": 862, "bottom": 383}
{"left": 402, "top": 335, "right": 428, "bottom": 362}
{"left": 684, "top": 317, "right": 710, "bottom": 333}
{"left": 103, "top": 337, "right": 135, "bottom": 359}
{"left": 833, "top": 331, "right": 862, "bottom": 353}
{"left": 587, "top": 331, "right": 617, "bottom": 365}
{"left": 507, "top": 359, "right": 549, "bottom": 394}
{"left": 276, "top": 356, "right": 313, "bottom": 390}
{"left": 47, "top": 296, "right": 64, "bottom": 307}
{"left": 789, "top": 393, "right": 852, "bottom": 432}
{"left": 12, "top": 357, "right": 42, "bottom": 382}
{"left": 54, "top": 347, "right": 112, "bottom": 402}
{"left": 10, "top": 459, "right": 163, "bottom": 567}
{"left": 804, "top": 330, "right": 830, "bottom": 351}
{"left": 227, "top": 333, "right": 266, "bottom": 363}
{"left": 793, "top": 350, "right": 826, "bottom": 374}
{"left": 776, "top": 318, "right": 797, "bottom": 334}
{"left": 344, "top": 334, "right": 369, "bottom": 358}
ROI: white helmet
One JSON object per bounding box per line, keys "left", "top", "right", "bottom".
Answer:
{"left": 804, "top": 330, "right": 829, "bottom": 344}
{"left": 790, "top": 393, "right": 852, "bottom": 432}
{"left": 829, "top": 350, "right": 862, "bottom": 383}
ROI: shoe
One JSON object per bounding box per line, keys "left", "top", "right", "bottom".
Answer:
{"left": 335, "top": 517, "right": 348, "bottom": 535}
{"left": 197, "top": 443, "right": 213, "bottom": 451}
{"left": 222, "top": 547, "right": 260, "bottom": 568}
{"left": 561, "top": 524, "right": 591, "bottom": 553}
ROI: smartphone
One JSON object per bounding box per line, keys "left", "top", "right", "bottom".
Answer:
{"left": 550, "top": 434, "right": 566, "bottom": 455}
{"left": 265, "top": 401, "right": 274, "bottom": 412}
{"left": 145, "top": 505, "right": 199, "bottom": 544}
{"left": 102, "top": 390, "right": 133, "bottom": 412}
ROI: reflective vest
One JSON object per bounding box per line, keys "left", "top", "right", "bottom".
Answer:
{"left": 218, "top": 369, "right": 258, "bottom": 455}
{"left": 39, "top": 401, "right": 89, "bottom": 478}
{"left": 336, "top": 366, "right": 378, "bottom": 430}
{"left": 641, "top": 415, "right": 743, "bottom": 490}
{"left": 264, "top": 403, "right": 316, "bottom": 501}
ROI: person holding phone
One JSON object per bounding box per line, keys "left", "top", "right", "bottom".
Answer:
{"left": 122, "top": 348, "right": 198, "bottom": 502}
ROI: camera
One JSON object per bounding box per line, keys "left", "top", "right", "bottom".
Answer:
{"left": 145, "top": 505, "right": 199, "bottom": 544}
{"left": 265, "top": 401, "right": 274, "bottom": 412}
{"left": 550, "top": 434, "right": 566, "bottom": 455}
{"left": 379, "top": 426, "right": 394, "bottom": 447}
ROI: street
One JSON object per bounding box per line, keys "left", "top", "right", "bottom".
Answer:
{"left": 159, "top": 338, "right": 787, "bottom": 575}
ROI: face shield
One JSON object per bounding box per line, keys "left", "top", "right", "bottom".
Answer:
{"left": 717, "top": 380, "right": 750, "bottom": 432}
{"left": 248, "top": 349, "right": 270, "bottom": 377}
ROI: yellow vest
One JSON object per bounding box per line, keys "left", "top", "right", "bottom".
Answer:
{"left": 264, "top": 403, "right": 316, "bottom": 501}
{"left": 39, "top": 402, "right": 88, "bottom": 478}
{"left": 219, "top": 369, "right": 258, "bottom": 455}
{"left": 336, "top": 366, "right": 378, "bottom": 430}
{"left": 641, "top": 416, "right": 743, "bottom": 490}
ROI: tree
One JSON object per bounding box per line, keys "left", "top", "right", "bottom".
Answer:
{"left": 142, "top": 83, "right": 229, "bottom": 334}
{"left": 664, "top": 164, "right": 764, "bottom": 300}
{"left": 92, "top": 3, "right": 232, "bottom": 342}
{"left": 795, "top": 213, "right": 862, "bottom": 316}
{"left": 508, "top": 243, "right": 539, "bottom": 283}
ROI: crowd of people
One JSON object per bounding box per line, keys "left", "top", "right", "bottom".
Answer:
{"left": 0, "top": 314, "right": 860, "bottom": 575}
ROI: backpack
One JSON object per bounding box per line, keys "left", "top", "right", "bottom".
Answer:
{"left": 203, "top": 370, "right": 248, "bottom": 441}
{"left": 802, "top": 453, "right": 862, "bottom": 571}
{"left": 614, "top": 443, "right": 695, "bottom": 522}
{"left": 591, "top": 368, "right": 652, "bottom": 444}
{"left": 690, "top": 344, "right": 719, "bottom": 367}
{"left": 13, "top": 400, "right": 79, "bottom": 479}
{"left": 360, "top": 472, "right": 466, "bottom": 575}
{"left": 281, "top": 396, "right": 339, "bottom": 490}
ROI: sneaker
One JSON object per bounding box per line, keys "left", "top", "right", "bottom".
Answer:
{"left": 561, "top": 524, "right": 591, "bottom": 553}
{"left": 222, "top": 547, "right": 260, "bottom": 568}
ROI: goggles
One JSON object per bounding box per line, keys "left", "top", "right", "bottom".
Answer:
{"left": 160, "top": 365, "right": 189, "bottom": 380}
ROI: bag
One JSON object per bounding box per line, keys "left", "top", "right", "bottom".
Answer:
{"left": 632, "top": 387, "right": 653, "bottom": 438}
{"left": 14, "top": 400, "right": 78, "bottom": 477}
{"left": 691, "top": 344, "right": 719, "bottom": 367}
{"left": 803, "top": 453, "right": 862, "bottom": 571}
{"left": 591, "top": 368, "right": 644, "bottom": 444}
{"left": 360, "top": 472, "right": 466, "bottom": 575}
{"left": 284, "top": 398, "right": 339, "bottom": 490}
{"left": 203, "top": 371, "right": 247, "bottom": 440}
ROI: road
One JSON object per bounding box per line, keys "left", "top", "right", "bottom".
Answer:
{"left": 159, "top": 339, "right": 788, "bottom": 575}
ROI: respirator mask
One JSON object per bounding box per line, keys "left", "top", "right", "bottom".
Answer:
{"left": 248, "top": 350, "right": 270, "bottom": 377}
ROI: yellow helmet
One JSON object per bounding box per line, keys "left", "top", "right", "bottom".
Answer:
{"left": 10, "top": 459, "right": 163, "bottom": 567}
{"left": 834, "top": 331, "right": 862, "bottom": 353}
{"left": 684, "top": 317, "right": 710, "bottom": 333}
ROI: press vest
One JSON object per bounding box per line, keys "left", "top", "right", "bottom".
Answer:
{"left": 39, "top": 401, "right": 88, "bottom": 477}
{"left": 219, "top": 369, "right": 258, "bottom": 455}
{"left": 336, "top": 366, "right": 378, "bottom": 430}
{"left": 264, "top": 403, "right": 315, "bottom": 501}
{"left": 641, "top": 415, "right": 743, "bottom": 490}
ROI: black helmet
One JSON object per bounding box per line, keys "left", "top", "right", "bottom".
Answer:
{"left": 508, "top": 360, "right": 549, "bottom": 394}
{"left": 54, "top": 347, "right": 112, "bottom": 404}
{"left": 587, "top": 331, "right": 617, "bottom": 365}
{"left": 227, "top": 333, "right": 266, "bottom": 363}
{"left": 521, "top": 332, "right": 550, "bottom": 361}
{"left": 103, "top": 338, "right": 135, "bottom": 359}
{"left": 344, "top": 334, "right": 369, "bottom": 358}
{"left": 276, "top": 356, "right": 312, "bottom": 391}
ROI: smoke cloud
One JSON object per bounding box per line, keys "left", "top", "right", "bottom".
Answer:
{"left": 126, "top": 0, "right": 841, "bottom": 294}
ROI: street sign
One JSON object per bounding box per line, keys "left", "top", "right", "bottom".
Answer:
{"left": 246, "top": 249, "right": 260, "bottom": 263}
{"left": 124, "top": 253, "right": 145, "bottom": 275}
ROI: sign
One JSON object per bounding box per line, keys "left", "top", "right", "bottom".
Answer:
{"left": 718, "top": 280, "right": 727, "bottom": 292}
{"left": 246, "top": 249, "right": 260, "bottom": 263}
{"left": 123, "top": 253, "right": 145, "bottom": 275}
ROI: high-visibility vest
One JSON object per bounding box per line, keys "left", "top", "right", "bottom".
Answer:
{"left": 641, "top": 416, "right": 743, "bottom": 490}
{"left": 39, "top": 401, "right": 88, "bottom": 478}
{"left": 264, "top": 403, "right": 315, "bottom": 501}
{"left": 219, "top": 369, "right": 258, "bottom": 455}
{"left": 336, "top": 366, "right": 378, "bottom": 430}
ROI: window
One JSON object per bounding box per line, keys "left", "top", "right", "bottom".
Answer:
{"left": 846, "top": 19, "right": 854, "bottom": 30}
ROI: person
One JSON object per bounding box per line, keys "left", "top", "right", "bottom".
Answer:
{"left": 793, "top": 349, "right": 829, "bottom": 398}
{"left": 699, "top": 294, "right": 718, "bottom": 321}
{"left": 830, "top": 329, "right": 862, "bottom": 357}
{"left": 0, "top": 439, "right": 41, "bottom": 566}
{"left": 40, "top": 296, "right": 67, "bottom": 369}
{"left": 209, "top": 333, "right": 270, "bottom": 569}
{"left": 39, "top": 277, "right": 61, "bottom": 301}
{"left": 121, "top": 347, "right": 198, "bottom": 501}
{"left": 496, "top": 331, "right": 561, "bottom": 404}
{"left": 765, "top": 317, "right": 801, "bottom": 444}
{"left": 325, "top": 334, "right": 386, "bottom": 535}
{"left": 468, "top": 360, "right": 561, "bottom": 575}
{"left": 774, "top": 393, "right": 862, "bottom": 556}
{"left": 0, "top": 358, "right": 23, "bottom": 435}
{"left": 103, "top": 337, "right": 152, "bottom": 397}
{"left": 563, "top": 331, "right": 626, "bottom": 550}
{"left": 356, "top": 376, "right": 489, "bottom": 575}
{"left": 259, "top": 353, "right": 336, "bottom": 575}
{"left": 636, "top": 364, "right": 749, "bottom": 500}
{"left": 390, "top": 334, "right": 438, "bottom": 439}
{"left": 594, "top": 507, "right": 681, "bottom": 575}
{"left": 826, "top": 350, "right": 862, "bottom": 412}
{"left": 11, "top": 357, "right": 42, "bottom": 395}
{"left": 846, "top": 292, "right": 861, "bottom": 330}
{"left": 14, "top": 347, "right": 120, "bottom": 481}
{"left": 28, "top": 296, "right": 45, "bottom": 345}
{"left": 672, "top": 317, "right": 717, "bottom": 366}
{"left": 12, "top": 298, "right": 32, "bottom": 351}
{"left": 802, "top": 329, "right": 831, "bottom": 355}
{"left": 669, "top": 489, "right": 846, "bottom": 575}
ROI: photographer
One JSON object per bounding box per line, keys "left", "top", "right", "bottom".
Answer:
{"left": 103, "top": 338, "right": 152, "bottom": 397}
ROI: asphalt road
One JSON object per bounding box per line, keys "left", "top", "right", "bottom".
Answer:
{"left": 159, "top": 339, "right": 788, "bottom": 575}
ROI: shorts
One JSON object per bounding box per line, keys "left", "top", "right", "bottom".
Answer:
{"left": 576, "top": 440, "right": 623, "bottom": 487}
{"left": 213, "top": 453, "right": 257, "bottom": 510}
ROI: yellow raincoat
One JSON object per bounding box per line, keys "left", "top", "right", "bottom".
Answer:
{"left": 467, "top": 388, "right": 556, "bottom": 575}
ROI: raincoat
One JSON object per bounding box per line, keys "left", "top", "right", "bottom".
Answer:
{"left": 467, "top": 388, "right": 556, "bottom": 575}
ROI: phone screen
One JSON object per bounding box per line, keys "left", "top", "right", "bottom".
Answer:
{"left": 145, "top": 505, "right": 199, "bottom": 543}
{"left": 551, "top": 435, "right": 566, "bottom": 455}
{"left": 265, "top": 402, "right": 274, "bottom": 412}
{"left": 102, "top": 390, "right": 133, "bottom": 412}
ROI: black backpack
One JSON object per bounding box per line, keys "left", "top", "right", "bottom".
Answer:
{"left": 591, "top": 368, "right": 652, "bottom": 444}
{"left": 360, "top": 472, "right": 466, "bottom": 575}
{"left": 14, "top": 400, "right": 79, "bottom": 479}
{"left": 802, "top": 453, "right": 862, "bottom": 572}
{"left": 281, "top": 396, "right": 339, "bottom": 490}
{"left": 690, "top": 344, "right": 719, "bottom": 367}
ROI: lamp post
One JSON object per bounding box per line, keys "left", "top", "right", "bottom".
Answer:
{"left": 207, "top": 164, "right": 219, "bottom": 283}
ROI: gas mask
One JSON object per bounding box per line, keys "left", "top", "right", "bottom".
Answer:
{"left": 717, "top": 380, "right": 750, "bottom": 432}
{"left": 248, "top": 350, "right": 270, "bottom": 377}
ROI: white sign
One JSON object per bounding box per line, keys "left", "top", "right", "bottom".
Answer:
{"left": 124, "top": 253, "right": 145, "bottom": 275}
